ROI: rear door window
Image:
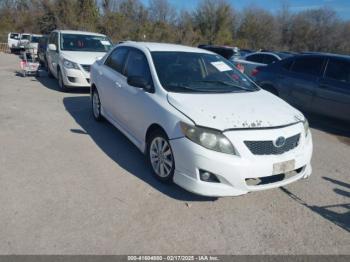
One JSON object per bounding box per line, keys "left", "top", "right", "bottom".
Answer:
{"left": 245, "top": 54, "right": 264, "bottom": 63}
{"left": 325, "top": 59, "right": 350, "bottom": 84}
{"left": 263, "top": 54, "right": 279, "bottom": 64}
{"left": 290, "top": 57, "right": 324, "bottom": 76}
{"left": 105, "top": 47, "right": 128, "bottom": 74}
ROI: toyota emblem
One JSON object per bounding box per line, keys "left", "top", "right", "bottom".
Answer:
{"left": 274, "top": 136, "right": 286, "bottom": 148}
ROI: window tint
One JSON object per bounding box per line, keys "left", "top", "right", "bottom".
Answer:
{"left": 48, "top": 33, "right": 58, "bottom": 46}
{"left": 105, "top": 47, "right": 128, "bottom": 74}
{"left": 263, "top": 54, "right": 279, "bottom": 64}
{"left": 325, "top": 59, "right": 350, "bottom": 83}
{"left": 246, "top": 54, "right": 264, "bottom": 63}
{"left": 10, "top": 33, "right": 19, "bottom": 39}
{"left": 125, "top": 49, "right": 152, "bottom": 84}
{"left": 151, "top": 51, "right": 258, "bottom": 93}
{"left": 21, "top": 34, "right": 30, "bottom": 40}
{"left": 290, "top": 57, "right": 324, "bottom": 76}
{"left": 60, "top": 34, "right": 112, "bottom": 52}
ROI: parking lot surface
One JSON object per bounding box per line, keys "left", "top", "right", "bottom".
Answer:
{"left": 0, "top": 53, "right": 349, "bottom": 254}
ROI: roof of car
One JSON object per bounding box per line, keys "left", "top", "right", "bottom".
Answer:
{"left": 52, "top": 30, "right": 106, "bottom": 37}
{"left": 298, "top": 52, "right": 350, "bottom": 59}
{"left": 122, "top": 42, "right": 214, "bottom": 54}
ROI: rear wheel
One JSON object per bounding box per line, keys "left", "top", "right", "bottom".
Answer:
{"left": 147, "top": 130, "right": 175, "bottom": 182}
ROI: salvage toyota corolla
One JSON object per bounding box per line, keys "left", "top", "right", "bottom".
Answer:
{"left": 90, "top": 42, "right": 313, "bottom": 197}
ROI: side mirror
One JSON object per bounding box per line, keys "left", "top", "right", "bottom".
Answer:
{"left": 127, "top": 76, "right": 152, "bottom": 91}
{"left": 48, "top": 44, "right": 57, "bottom": 51}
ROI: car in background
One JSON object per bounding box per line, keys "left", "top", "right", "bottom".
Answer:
{"left": 46, "top": 30, "right": 112, "bottom": 90}
{"left": 90, "top": 42, "right": 312, "bottom": 197}
{"left": 17, "top": 33, "right": 31, "bottom": 49}
{"left": 198, "top": 45, "right": 251, "bottom": 61}
{"left": 37, "top": 35, "right": 48, "bottom": 66}
{"left": 233, "top": 52, "right": 294, "bottom": 79}
{"left": 8, "top": 32, "right": 20, "bottom": 52}
{"left": 25, "top": 34, "right": 43, "bottom": 55}
{"left": 255, "top": 53, "right": 350, "bottom": 122}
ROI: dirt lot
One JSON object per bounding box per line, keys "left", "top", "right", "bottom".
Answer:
{"left": 0, "top": 53, "right": 349, "bottom": 254}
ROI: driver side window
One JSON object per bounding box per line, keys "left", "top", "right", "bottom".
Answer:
{"left": 124, "top": 49, "right": 153, "bottom": 85}
{"left": 105, "top": 47, "right": 128, "bottom": 74}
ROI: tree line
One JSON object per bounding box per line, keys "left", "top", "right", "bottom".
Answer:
{"left": 1, "top": 0, "right": 350, "bottom": 54}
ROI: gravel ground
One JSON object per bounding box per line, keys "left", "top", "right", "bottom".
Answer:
{"left": 0, "top": 53, "right": 349, "bottom": 254}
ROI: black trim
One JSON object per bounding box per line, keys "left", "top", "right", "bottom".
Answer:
{"left": 223, "top": 121, "right": 302, "bottom": 132}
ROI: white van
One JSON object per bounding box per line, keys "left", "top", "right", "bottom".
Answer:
{"left": 46, "top": 30, "right": 112, "bottom": 90}
{"left": 8, "top": 33, "right": 20, "bottom": 51}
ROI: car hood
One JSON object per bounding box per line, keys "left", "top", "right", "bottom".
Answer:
{"left": 167, "top": 90, "right": 304, "bottom": 130}
{"left": 60, "top": 51, "right": 106, "bottom": 65}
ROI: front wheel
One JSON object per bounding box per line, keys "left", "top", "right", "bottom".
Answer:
{"left": 147, "top": 131, "right": 175, "bottom": 182}
{"left": 92, "top": 89, "right": 103, "bottom": 121}
{"left": 47, "top": 62, "right": 54, "bottom": 78}
{"left": 57, "top": 69, "right": 67, "bottom": 91}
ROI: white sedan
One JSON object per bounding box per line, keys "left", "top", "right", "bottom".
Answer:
{"left": 90, "top": 42, "right": 313, "bottom": 197}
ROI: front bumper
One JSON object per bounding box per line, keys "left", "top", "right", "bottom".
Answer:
{"left": 61, "top": 66, "right": 90, "bottom": 87}
{"left": 170, "top": 123, "right": 313, "bottom": 197}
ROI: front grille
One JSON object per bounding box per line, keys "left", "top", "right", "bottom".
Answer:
{"left": 81, "top": 64, "right": 91, "bottom": 72}
{"left": 244, "top": 134, "right": 300, "bottom": 155}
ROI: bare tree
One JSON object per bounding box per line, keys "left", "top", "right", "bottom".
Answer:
{"left": 148, "top": 0, "right": 176, "bottom": 24}
{"left": 237, "top": 7, "right": 278, "bottom": 50}
{"left": 194, "top": 0, "right": 235, "bottom": 45}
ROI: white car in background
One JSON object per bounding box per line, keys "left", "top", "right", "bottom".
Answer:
{"left": 8, "top": 32, "right": 20, "bottom": 51}
{"left": 17, "top": 33, "right": 31, "bottom": 49}
{"left": 26, "top": 34, "right": 43, "bottom": 55}
{"left": 7, "top": 32, "right": 31, "bottom": 52}
{"left": 46, "top": 30, "right": 112, "bottom": 90}
{"left": 90, "top": 42, "right": 313, "bottom": 197}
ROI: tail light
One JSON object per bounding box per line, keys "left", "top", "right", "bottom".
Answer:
{"left": 251, "top": 68, "right": 259, "bottom": 77}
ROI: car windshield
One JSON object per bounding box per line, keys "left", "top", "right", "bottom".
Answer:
{"left": 31, "top": 36, "right": 41, "bottom": 43}
{"left": 21, "top": 35, "right": 30, "bottom": 40}
{"left": 151, "top": 51, "right": 259, "bottom": 93}
{"left": 61, "top": 34, "right": 112, "bottom": 52}
{"left": 10, "top": 33, "right": 19, "bottom": 39}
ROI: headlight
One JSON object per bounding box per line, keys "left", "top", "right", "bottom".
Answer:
{"left": 303, "top": 119, "right": 309, "bottom": 137}
{"left": 180, "top": 122, "right": 237, "bottom": 155}
{"left": 63, "top": 59, "right": 79, "bottom": 69}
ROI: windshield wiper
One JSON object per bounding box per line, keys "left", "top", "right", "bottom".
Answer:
{"left": 165, "top": 84, "right": 221, "bottom": 93}
{"left": 193, "top": 80, "right": 256, "bottom": 91}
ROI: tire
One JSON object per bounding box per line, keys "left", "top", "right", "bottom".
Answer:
{"left": 57, "top": 68, "right": 67, "bottom": 91}
{"left": 47, "top": 62, "right": 54, "bottom": 78}
{"left": 92, "top": 89, "right": 103, "bottom": 121}
{"left": 147, "top": 130, "right": 175, "bottom": 183}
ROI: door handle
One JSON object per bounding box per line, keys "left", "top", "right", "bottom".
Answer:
{"left": 114, "top": 81, "right": 122, "bottom": 88}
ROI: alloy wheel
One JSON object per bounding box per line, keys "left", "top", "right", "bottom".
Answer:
{"left": 149, "top": 137, "right": 174, "bottom": 178}
{"left": 92, "top": 91, "right": 101, "bottom": 119}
